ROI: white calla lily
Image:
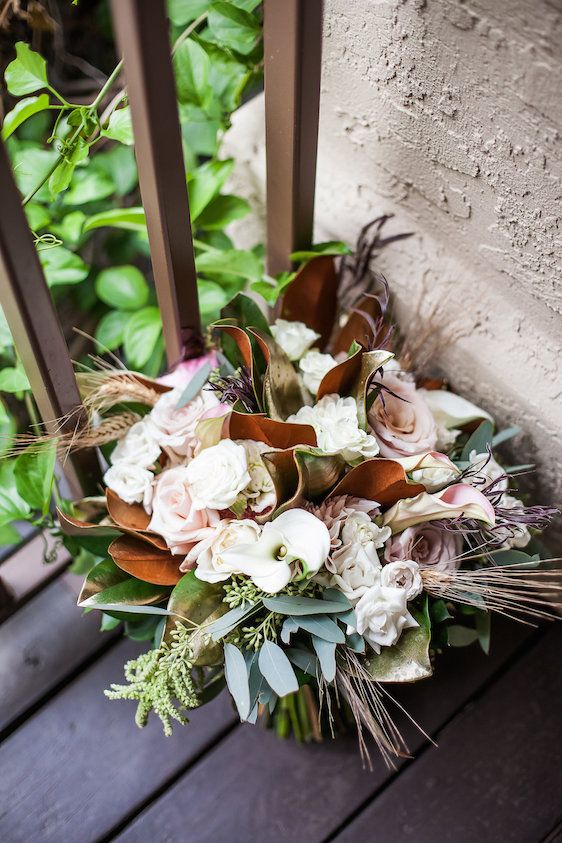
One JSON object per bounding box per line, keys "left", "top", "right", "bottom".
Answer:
{"left": 395, "top": 451, "right": 460, "bottom": 491}
{"left": 219, "top": 508, "right": 331, "bottom": 594}
{"left": 419, "top": 389, "right": 493, "bottom": 430}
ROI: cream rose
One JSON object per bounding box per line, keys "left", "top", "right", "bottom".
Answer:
{"left": 368, "top": 372, "right": 437, "bottom": 459}
{"left": 110, "top": 418, "right": 161, "bottom": 469}
{"left": 147, "top": 387, "right": 221, "bottom": 460}
{"left": 350, "top": 585, "right": 418, "bottom": 653}
{"left": 270, "top": 318, "right": 320, "bottom": 361}
{"left": 184, "top": 518, "right": 261, "bottom": 580}
{"left": 341, "top": 511, "right": 391, "bottom": 556}
{"left": 186, "top": 439, "right": 251, "bottom": 511}
{"left": 237, "top": 439, "right": 276, "bottom": 514}
{"left": 288, "top": 394, "right": 379, "bottom": 462}
{"left": 326, "top": 544, "right": 381, "bottom": 603}
{"left": 299, "top": 350, "right": 338, "bottom": 394}
{"left": 384, "top": 523, "right": 462, "bottom": 573}
{"left": 396, "top": 451, "right": 460, "bottom": 491}
{"left": 381, "top": 560, "right": 423, "bottom": 600}
{"left": 148, "top": 465, "right": 220, "bottom": 555}
{"left": 103, "top": 462, "right": 154, "bottom": 509}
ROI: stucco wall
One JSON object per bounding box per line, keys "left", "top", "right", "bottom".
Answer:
{"left": 223, "top": 0, "right": 562, "bottom": 517}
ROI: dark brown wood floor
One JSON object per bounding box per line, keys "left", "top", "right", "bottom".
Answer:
{"left": 0, "top": 545, "right": 561, "bottom": 843}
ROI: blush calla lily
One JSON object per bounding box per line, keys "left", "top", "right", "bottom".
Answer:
{"left": 383, "top": 483, "right": 496, "bottom": 534}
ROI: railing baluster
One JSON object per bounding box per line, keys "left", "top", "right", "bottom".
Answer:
{"left": 263, "top": 0, "right": 323, "bottom": 275}
{"left": 110, "top": 0, "right": 202, "bottom": 368}
{"left": 0, "top": 141, "right": 99, "bottom": 496}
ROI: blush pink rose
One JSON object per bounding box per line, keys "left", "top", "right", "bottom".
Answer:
{"left": 368, "top": 372, "right": 437, "bottom": 459}
{"left": 157, "top": 351, "right": 218, "bottom": 389}
{"left": 148, "top": 465, "right": 220, "bottom": 555}
{"left": 148, "top": 387, "right": 225, "bottom": 461}
{"left": 384, "top": 523, "right": 462, "bottom": 573}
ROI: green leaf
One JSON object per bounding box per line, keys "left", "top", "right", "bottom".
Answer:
{"left": 95, "top": 310, "right": 130, "bottom": 351}
{"left": 289, "top": 614, "right": 346, "bottom": 643}
{"left": 123, "top": 306, "right": 162, "bottom": 368}
{"left": 311, "top": 635, "right": 337, "bottom": 682}
{"left": 40, "top": 246, "right": 89, "bottom": 287}
{"left": 290, "top": 241, "right": 351, "bottom": 262}
{"left": 430, "top": 598, "right": 452, "bottom": 624}
{"left": 48, "top": 139, "right": 89, "bottom": 197}
{"left": 168, "top": 0, "right": 208, "bottom": 25}
{"left": 207, "top": 2, "right": 260, "bottom": 55}
{"left": 224, "top": 643, "right": 251, "bottom": 720}
{"left": 50, "top": 210, "right": 86, "bottom": 248}
{"left": 258, "top": 639, "right": 299, "bottom": 697}
{"left": 196, "top": 248, "right": 262, "bottom": 281}
{"left": 365, "top": 598, "right": 432, "bottom": 682}
{"left": 461, "top": 420, "right": 495, "bottom": 461}
{"left": 221, "top": 291, "right": 271, "bottom": 334}
{"left": 94, "top": 146, "right": 138, "bottom": 197}
{"left": 14, "top": 440, "right": 57, "bottom": 514}
{"left": 475, "top": 610, "right": 491, "bottom": 654}
{"left": 197, "top": 194, "right": 250, "bottom": 230}
{"left": 79, "top": 557, "right": 170, "bottom": 610}
{"left": 204, "top": 41, "right": 250, "bottom": 112}
{"left": 262, "top": 594, "right": 352, "bottom": 616}
{"left": 82, "top": 206, "right": 146, "bottom": 233}
{"left": 0, "top": 367, "right": 30, "bottom": 393}
{"left": 174, "top": 39, "right": 211, "bottom": 106}
{"left": 1, "top": 94, "right": 51, "bottom": 140}
{"left": 101, "top": 106, "right": 134, "bottom": 145}
{"left": 0, "top": 461, "right": 31, "bottom": 526}
{"left": 286, "top": 646, "right": 319, "bottom": 676}
{"left": 95, "top": 265, "right": 149, "bottom": 310}
{"left": 12, "top": 148, "right": 58, "bottom": 201}
{"left": 207, "top": 601, "right": 256, "bottom": 640}
{"left": 197, "top": 279, "right": 229, "bottom": 317}
{"left": 447, "top": 625, "right": 479, "bottom": 647}
{"left": 251, "top": 272, "right": 294, "bottom": 306}
{"left": 24, "top": 202, "right": 50, "bottom": 233}
{"left": 491, "top": 426, "right": 521, "bottom": 447}
{"left": 5, "top": 42, "right": 48, "bottom": 96}
{"left": 180, "top": 104, "right": 220, "bottom": 156}
{"left": 188, "top": 159, "right": 234, "bottom": 220}
{"left": 164, "top": 570, "right": 227, "bottom": 665}
{"left": 176, "top": 361, "right": 212, "bottom": 408}
{"left": 489, "top": 549, "right": 540, "bottom": 567}
{"left": 0, "top": 523, "right": 21, "bottom": 546}
{"left": 63, "top": 169, "right": 115, "bottom": 205}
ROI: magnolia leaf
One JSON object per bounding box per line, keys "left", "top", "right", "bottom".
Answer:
{"left": 286, "top": 646, "right": 319, "bottom": 676}
{"left": 2, "top": 93, "right": 50, "bottom": 140}
{"left": 281, "top": 255, "right": 339, "bottom": 350}
{"left": 332, "top": 294, "right": 384, "bottom": 357}
{"left": 224, "top": 643, "right": 252, "bottom": 720}
{"left": 262, "top": 595, "right": 350, "bottom": 616}
{"left": 221, "top": 292, "right": 271, "bottom": 336}
{"left": 78, "top": 557, "right": 170, "bottom": 609}
{"left": 329, "top": 458, "right": 424, "bottom": 509}
{"left": 354, "top": 349, "right": 395, "bottom": 430}
{"left": 14, "top": 439, "right": 56, "bottom": 515}
{"left": 163, "top": 571, "right": 227, "bottom": 665}
{"left": 247, "top": 328, "right": 305, "bottom": 421}
{"left": 176, "top": 361, "right": 212, "bottom": 408}
{"left": 290, "top": 614, "right": 346, "bottom": 643}
{"left": 365, "top": 598, "right": 432, "bottom": 682}
{"left": 258, "top": 639, "right": 299, "bottom": 697}
{"left": 317, "top": 347, "right": 363, "bottom": 400}
{"left": 311, "top": 635, "right": 337, "bottom": 682}
{"left": 109, "top": 535, "right": 182, "bottom": 585}
{"left": 228, "top": 414, "right": 316, "bottom": 449}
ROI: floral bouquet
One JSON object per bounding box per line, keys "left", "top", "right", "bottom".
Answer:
{"left": 48, "top": 222, "right": 559, "bottom": 764}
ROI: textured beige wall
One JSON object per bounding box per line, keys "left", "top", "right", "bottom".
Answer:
{"left": 223, "top": 0, "right": 562, "bottom": 515}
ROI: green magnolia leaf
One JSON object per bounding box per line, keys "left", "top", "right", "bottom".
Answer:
{"left": 79, "top": 557, "right": 170, "bottom": 608}
{"left": 311, "top": 635, "right": 337, "bottom": 682}
{"left": 95, "top": 265, "right": 149, "bottom": 310}
{"left": 5, "top": 42, "right": 49, "bottom": 96}
{"left": 95, "top": 310, "right": 130, "bottom": 352}
{"left": 0, "top": 367, "right": 30, "bottom": 393}
{"left": 164, "top": 570, "right": 227, "bottom": 665}
{"left": 221, "top": 292, "right": 270, "bottom": 335}
{"left": 224, "top": 642, "right": 251, "bottom": 720}
{"left": 196, "top": 248, "right": 262, "bottom": 281}
{"left": 174, "top": 39, "right": 211, "bottom": 106}
{"left": 40, "top": 246, "right": 89, "bottom": 287}
{"left": 82, "top": 206, "right": 146, "bottom": 233}
{"left": 290, "top": 241, "right": 352, "bottom": 262}
{"left": 262, "top": 595, "right": 351, "bottom": 616}
{"left": 365, "top": 598, "right": 432, "bottom": 682}
{"left": 123, "top": 306, "right": 162, "bottom": 368}
{"left": 168, "top": 0, "right": 208, "bottom": 25}
{"left": 461, "top": 420, "right": 495, "bottom": 461}
{"left": 290, "top": 614, "right": 346, "bottom": 643}
{"left": 1, "top": 94, "right": 51, "bottom": 140}
{"left": 188, "top": 159, "right": 234, "bottom": 220}
{"left": 101, "top": 106, "right": 134, "bottom": 145}
{"left": 258, "top": 639, "right": 299, "bottom": 697}
{"left": 0, "top": 461, "right": 31, "bottom": 526}
{"left": 197, "top": 194, "right": 251, "bottom": 230}
{"left": 14, "top": 440, "right": 57, "bottom": 515}
{"left": 63, "top": 169, "right": 115, "bottom": 205}
{"left": 207, "top": 2, "right": 260, "bottom": 56}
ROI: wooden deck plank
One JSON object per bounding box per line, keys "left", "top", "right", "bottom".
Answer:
{"left": 0, "top": 533, "right": 70, "bottom": 621}
{"left": 113, "top": 618, "right": 532, "bottom": 843}
{"left": 334, "top": 625, "right": 562, "bottom": 843}
{"left": 0, "top": 641, "right": 236, "bottom": 843}
{"left": 0, "top": 572, "right": 108, "bottom": 734}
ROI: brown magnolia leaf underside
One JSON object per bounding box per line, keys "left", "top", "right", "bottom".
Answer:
{"left": 57, "top": 508, "right": 118, "bottom": 538}
{"left": 329, "top": 458, "right": 425, "bottom": 509}
{"left": 248, "top": 328, "right": 307, "bottom": 421}
{"left": 105, "top": 490, "right": 169, "bottom": 551}
{"left": 228, "top": 412, "right": 317, "bottom": 449}
{"left": 317, "top": 348, "right": 363, "bottom": 400}
{"left": 281, "top": 255, "right": 339, "bottom": 350}
{"left": 263, "top": 448, "right": 346, "bottom": 520}
{"left": 109, "top": 535, "right": 182, "bottom": 586}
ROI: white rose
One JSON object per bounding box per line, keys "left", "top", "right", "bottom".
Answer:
{"left": 299, "top": 350, "right": 338, "bottom": 394}
{"left": 494, "top": 494, "right": 531, "bottom": 549}
{"left": 288, "top": 394, "right": 380, "bottom": 462}
{"left": 351, "top": 585, "right": 418, "bottom": 653}
{"left": 237, "top": 440, "right": 276, "bottom": 514}
{"left": 341, "top": 511, "right": 391, "bottom": 557}
{"left": 381, "top": 560, "right": 423, "bottom": 600}
{"left": 147, "top": 387, "right": 221, "bottom": 460}
{"left": 326, "top": 544, "right": 381, "bottom": 603}
{"left": 186, "top": 439, "right": 251, "bottom": 511}
{"left": 148, "top": 465, "right": 220, "bottom": 555}
{"left": 110, "top": 418, "right": 161, "bottom": 469}
{"left": 103, "top": 462, "right": 154, "bottom": 509}
{"left": 270, "top": 318, "right": 320, "bottom": 361}
{"left": 219, "top": 509, "right": 330, "bottom": 593}
{"left": 185, "top": 518, "right": 262, "bottom": 581}
{"left": 468, "top": 450, "right": 508, "bottom": 493}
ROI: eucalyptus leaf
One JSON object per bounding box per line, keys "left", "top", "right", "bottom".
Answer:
{"left": 289, "top": 614, "right": 346, "bottom": 643}
{"left": 491, "top": 426, "right": 521, "bottom": 447}
{"left": 263, "top": 595, "right": 351, "bottom": 616}
{"left": 280, "top": 616, "right": 299, "bottom": 644}
{"left": 286, "top": 646, "right": 319, "bottom": 676}
{"left": 224, "top": 642, "right": 251, "bottom": 720}
{"left": 311, "top": 635, "right": 337, "bottom": 682}
{"left": 489, "top": 549, "right": 540, "bottom": 567}
{"left": 258, "top": 639, "right": 299, "bottom": 697}
{"left": 207, "top": 601, "right": 256, "bottom": 640}
{"left": 346, "top": 632, "right": 365, "bottom": 653}
{"left": 461, "top": 420, "right": 495, "bottom": 461}
{"left": 176, "top": 361, "right": 212, "bottom": 408}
